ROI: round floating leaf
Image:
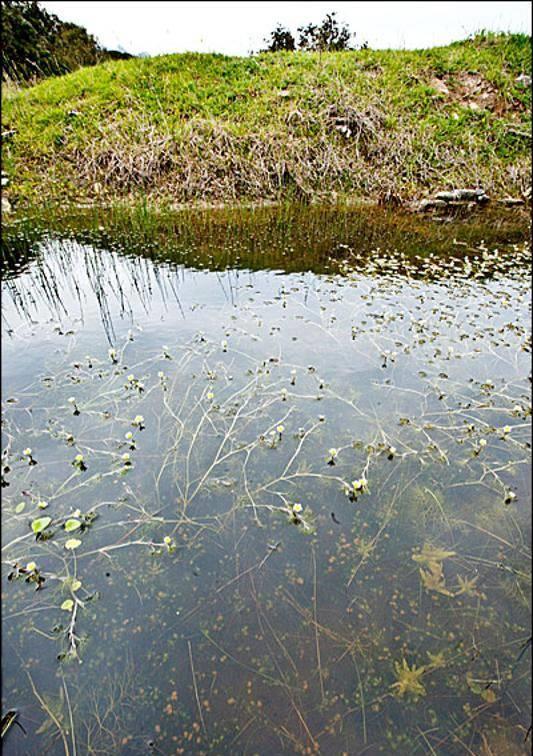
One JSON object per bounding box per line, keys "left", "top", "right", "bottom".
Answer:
{"left": 71, "top": 579, "right": 82, "bottom": 592}
{"left": 65, "top": 538, "right": 82, "bottom": 551}
{"left": 15, "top": 502, "right": 25, "bottom": 514}
{"left": 31, "top": 516, "right": 52, "bottom": 534}
{"left": 61, "top": 599, "right": 74, "bottom": 611}
{"left": 64, "top": 519, "right": 81, "bottom": 532}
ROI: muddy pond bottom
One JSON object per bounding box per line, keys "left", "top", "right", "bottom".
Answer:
{"left": 1, "top": 206, "right": 531, "bottom": 754}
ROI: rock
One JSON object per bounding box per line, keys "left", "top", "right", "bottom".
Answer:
{"left": 516, "top": 74, "right": 532, "bottom": 88}
{"left": 1, "top": 175, "right": 9, "bottom": 187}
{"left": 417, "top": 199, "right": 448, "bottom": 211}
{"left": 2, "top": 196, "right": 12, "bottom": 213}
{"left": 498, "top": 197, "right": 525, "bottom": 206}
{"left": 434, "top": 191, "right": 459, "bottom": 202}
{"left": 435, "top": 188, "right": 488, "bottom": 203}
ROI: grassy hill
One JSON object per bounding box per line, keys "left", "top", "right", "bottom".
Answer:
{"left": 2, "top": 32, "right": 531, "bottom": 208}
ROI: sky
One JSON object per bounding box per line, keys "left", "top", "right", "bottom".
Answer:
{"left": 41, "top": 1, "right": 532, "bottom": 56}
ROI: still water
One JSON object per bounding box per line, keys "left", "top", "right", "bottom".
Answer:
{"left": 1, "top": 206, "right": 531, "bottom": 754}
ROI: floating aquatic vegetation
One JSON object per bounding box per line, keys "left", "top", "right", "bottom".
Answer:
{"left": 1, "top": 208, "right": 530, "bottom": 753}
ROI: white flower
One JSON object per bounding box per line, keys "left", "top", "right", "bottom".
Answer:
{"left": 132, "top": 415, "right": 144, "bottom": 425}
{"left": 292, "top": 503, "right": 303, "bottom": 513}
{"left": 502, "top": 426, "right": 511, "bottom": 434}
{"left": 352, "top": 477, "right": 368, "bottom": 493}
{"left": 277, "top": 425, "right": 285, "bottom": 434}
{"left": 328, "top": 448, "right": 338, "bottom": 457}
{"left": 74, "top": 454, "right": 84, "bottom": 463}
{"left": 23, "top": 448, "right": 32, "bottom": 456}
{"left": 26, "top": 562, "right": 37, "bottom": 572}
{"left": 479, "top": 439, "right": 487, "bottom": 447}
{"left": 163, "top": 536, "right": 172, "bottom": 545}
{"left": 108, "top": 348, "right": 117, "bottom": 361}
{"left": 206, "top": 392, "right": 214, "bottom": 400}
{"left": 127, "top": 374, "right": 135, "bottom": 382}
{"left": 67, "top": 397, "right": 76, "bottom": 404}
{"left": 125, "top": 432, "right": 133, "bottom": 440}
{"left": 122, "top": 453, "right": 131, "bottom": 462}
{"left": 37, "top": 500, "right": 48, "bottom": 509}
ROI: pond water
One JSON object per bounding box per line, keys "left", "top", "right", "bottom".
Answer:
{"left": 1, "top": 206, "right": 531, "bottom": 755}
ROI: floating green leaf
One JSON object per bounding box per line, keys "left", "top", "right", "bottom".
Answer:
{"left": 71, "top": 579, "right": 82, "bottom": 592}
{"left": 64, "top": 519, "right": 81, "bottom": 532}
{"left": 31, "top": 516, "right": 52, "bottom": 534}
{"left": 15, "top": 502, "right": 25, "bottom": 514}
{"left": 61, "top": 599, "right": 74, "bottom": 611}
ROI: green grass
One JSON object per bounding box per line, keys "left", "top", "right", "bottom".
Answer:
{"left": 2, "top": 32, "right": 531, "bottom": 208}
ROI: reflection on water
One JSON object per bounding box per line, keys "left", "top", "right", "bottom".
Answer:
{"left": 1, "top": 207, "right": 531, "bottom": 754}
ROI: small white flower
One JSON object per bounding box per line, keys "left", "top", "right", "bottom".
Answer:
{"left": 328, "top": 448, "right": 338, "bottom": 457}
{"left": 26, "top": 562, "right": 37, "bottom": 572}
{"left": 67, "top": 397, "right": 76, "bottom": 404}
{"left": 502, "top": 426, "right": 511, "bottom": 434}
{"left": 122, "top": 453, "right": 131, "bottom": 462}
{"left": 206, "top": 392, "right": 214, "bottom": 400}
{"left": 132, "top": 415, "right": 144, "bottom": 425}
{"left": 74, "top": 454, "right": 84, "bottom": 463}
{"left": 163, "top": 536, "right": 172, "bottom": 545}
{"left": 23, "top": 448, "right": 32, "bottom": 456}
{"left": 479, "top": 439, "right": 487, "bottom": 448}
{"left": 277, "top": 425, "right": 285, "bottom": 434}
{"left": 125, "top": 431, "right": 133, "bottom": 440}
{"left": 292, "top": 503, "right": 303, "bottom": 513}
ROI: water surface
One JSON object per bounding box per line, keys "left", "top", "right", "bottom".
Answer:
{"left": 2, "top": 206, "right": 531, "bottom": 754}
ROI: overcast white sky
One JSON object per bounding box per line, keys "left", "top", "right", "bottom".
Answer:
{"left": 41, "top": 1, "right": 532, "bottom": 56}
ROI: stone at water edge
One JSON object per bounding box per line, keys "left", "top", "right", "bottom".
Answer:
{"left": 417, "top": 198, "right": 448, "bottom": 212}
{"left": 499, "top": 197, "right": 526, "bottom": 206}
{"left": 435, "top": 188, "right": 488, "bottom": 202}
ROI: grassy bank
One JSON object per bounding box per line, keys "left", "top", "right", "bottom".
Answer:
{"left": 2, "top": 32, "right": 531, "bottom": 208}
